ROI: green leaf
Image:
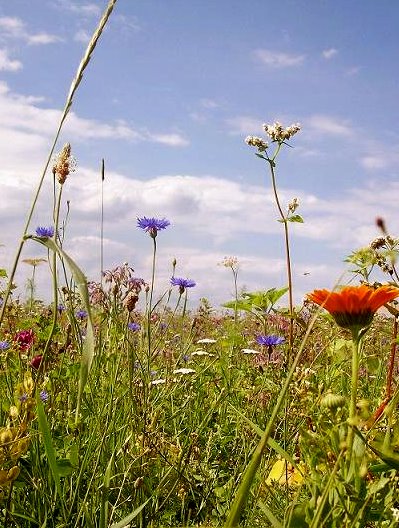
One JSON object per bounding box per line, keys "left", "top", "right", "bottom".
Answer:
{"left": 27, "top": 236, "right": 95, "bottom": 424}
{"left": 55, "top": 458, "right": 74, "bottom": 477}
{"left": 287, "top": 214, "right": 304, "bottom": 223}
{"left": 0, "top": 268, "right": 7, "bottom": 278}
{"left": 36, "top": 395, "right": 65, "bottom": 512}
{"left": 257, "top": 500, "right": 283, "bottom": 528}
{"left": 369, "top": 441, "right": 399, "bottom": 470}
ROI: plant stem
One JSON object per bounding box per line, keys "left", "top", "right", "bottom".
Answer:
{"left": 347, "top": 335, "right": 361, "bottom": 459}
{"left": 267, "top": 147, "right": 294, "bottom": 360}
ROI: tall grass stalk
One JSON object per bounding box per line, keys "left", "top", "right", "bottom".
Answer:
{"left": 0, "top": 0, "right": 118, "bottom": 328}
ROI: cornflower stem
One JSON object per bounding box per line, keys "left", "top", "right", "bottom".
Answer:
{"left": 346, "top": 334, "right": 362, "bottom": 460}
{"left": 41, "top": 184, "right": 63, "bottom": 362}
{"left": 267, "top": 144, "right": 294, "bottom": 360}
{"left": 146, "top": 236, "right": 157, "bottom": 369}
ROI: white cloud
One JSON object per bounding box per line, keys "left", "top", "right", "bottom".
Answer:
{"left": 226, "top": 116, "right": 264, "bottom": 135}
{"left": 322, "top": 48, "right": 338, "bottom": 59}
{"left": 253, "top": 49, "right": 305, "bottom": 68}
{"left": 51, "top": 1, "right": 101, "bottom": 17}
{"left": 27, "top": 33, "right": 62, "bottom": 45}
{"left": 0, "top": 49, "right": 22, "bottom": 71}
{"left": 360, "top": 156, "right": 388, "bottom": 170}
{"left": 306, "top": 115, "right": 354, "bottom": 137}
{"left": 147, "top": 133, "right": 189, "bottom": 147}
{"left": 0, "top": 16, "right": 61, "bottom": 46}
{"left": 73, "top": 29, "right": 91, "bottom": 43}
{"left": 0, "top": 82, "right": 188, "bottom": 149}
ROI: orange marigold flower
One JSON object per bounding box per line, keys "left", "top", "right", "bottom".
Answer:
{"left": 307, "top": 284, "right": 399, "bottom": 334}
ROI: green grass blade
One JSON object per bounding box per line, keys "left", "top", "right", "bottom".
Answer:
{"left": 99, "top": 452, "right": 114, "bottom": 528}
{"left": 257, "top": 500, "right": 283, "bottom": 528}
{"left": 36, "top": 394, "right": 65, "bottom": 517}
{"left": 110, "top": 498, "right": 151, "bottom": 528}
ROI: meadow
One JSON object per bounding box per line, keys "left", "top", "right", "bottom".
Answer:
{"left": 2, "top": 1, "right": 399, "bottom": 527}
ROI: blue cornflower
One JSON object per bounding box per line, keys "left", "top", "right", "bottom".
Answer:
{"left": 128, "top": 322, "right": 140, "bottom": 332}
{"left": 19, "top": 393, "right": 28, "bottom": 403}
{"left": 58, "top": 304, "right": 65, "bottom": 314}
{"left": 0, "top": 341, "right": 9, "bottom": 350}
{"left": 256, "top": 335, "right": 285, "bottom": 347}
{"left": 35, "top": 226, "right": 54, "bottom": 238}
{"left": 40, "top": 390, "right": 49, "bottom": 403}
{"left": 170, "top": 277, "right": 196, "bottom": 294}
{"left": 137, "top": 217, "right": 170, "bottom": 238}
{"left": 76, "top": 309, "right": 88, "bottom": 320}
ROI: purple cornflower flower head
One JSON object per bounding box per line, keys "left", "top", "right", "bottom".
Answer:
{"left": 35, "top": 226, "right": 54, "bottom": 238}
{"left": 0, "top": 341, "right": 9, "bottom": 350}
{"left": 256, "top": 335, "right": 285, "bottom": 347}
{"left": 40, "top": 390, "right": 49, "bottom": 403}
{"left": 137, "top": 216, "right": 170, "bottom": 238}
{"left": 150, "top": 370, "right": 157, "bottom": 377}
{"left": 76, "top": 309, "right": 88, "bottom": 320}
{"left": 19, "top": 393, "right": 28, "bottom": 403}
{"left": 57, "top": 304, "right": 65, "bottom": 314}
{"left": 183, "top": 354, "right": 190, "bottom": 362}
{"left": 170, "top": 277, "right": 196, "bottom": 294}
{"left": 128, "top": 322, "right": 140, "bottom": 332}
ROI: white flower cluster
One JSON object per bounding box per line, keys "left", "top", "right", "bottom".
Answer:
{"left": 263, "top": 121, "right": 301, "bottom": 142}
{"left": 244, "top": 135, "right": 268, "bottom": 152}
{"left": 219, "top": 256, "right": 239, "bottom": 270}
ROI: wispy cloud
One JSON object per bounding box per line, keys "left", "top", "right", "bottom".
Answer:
{"left": 253, "top": 48, "right": 305, "bottom": 68}
{"left": 322, "top": 48, "right": 338, "bottom": 59}
{"left": 0, "top": 49, "right": 22, "bottom": 71}
{"left": 306, "top": 115, "right": 354, "bottom": 137}
{"left": 50, "top": 1, "right": 101, "bottom": 17}
{"left": 147, "top": 133, "right": 189, "bottom": 147}
{"left": 0, "top": 16, "right": 61, "bottom": 45}
{"left": 0, "top": 82, "right": 189, "bottom": 148}
{"left": 225, "top": 116, "right": 264, "bottom": 135}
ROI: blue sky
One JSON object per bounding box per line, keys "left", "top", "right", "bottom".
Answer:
{"left": 0, "top": 0, "right": 399, "bottom": 307}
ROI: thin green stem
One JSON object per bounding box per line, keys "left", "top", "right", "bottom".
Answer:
{"left": 146, "top": 236, "right": 157, "bottom": 369}
{"left": 42, "top": 185, "right": 63, "bottom": 361}
{"left": 347, "top": 335, "right": 361, "bottom": 459}
{"left": 268, "top": 153, "right": 294, "bottom": 360}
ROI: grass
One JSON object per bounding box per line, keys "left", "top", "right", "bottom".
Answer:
{"left": 2, "top": 1, "right": 399, "bottom": 526}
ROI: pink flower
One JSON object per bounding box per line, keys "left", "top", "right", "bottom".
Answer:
{"left": 15, "top": 329, "right": 34, "bottom": 351}
{"left": 30, "top": 354, "right": 43, "bottom": 370}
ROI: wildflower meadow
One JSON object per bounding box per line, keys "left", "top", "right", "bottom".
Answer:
{"left": 2, "top": 2, "right": 399, "bottom": 527}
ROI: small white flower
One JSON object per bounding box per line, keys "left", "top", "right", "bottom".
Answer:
{"left": 242, "top": 348, "right": 259, "bottom": 354}
{"left": 150, "top": 378, "right": 166, "bottom": 385}
{"left": 192, "top": 350, "right": 215, "bottom": 357}
{"left": 391, "top": 507, "right": 399, "bottom": 521}
{"left": 173, "top": 368, "right": 196, "bottom": 375}
{"left": 197, "top": 338, "right": 217, "bottom": 344}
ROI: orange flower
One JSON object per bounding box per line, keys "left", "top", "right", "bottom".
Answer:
{"left": 307, "top": 284, "right": 399, "bottom": 334}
